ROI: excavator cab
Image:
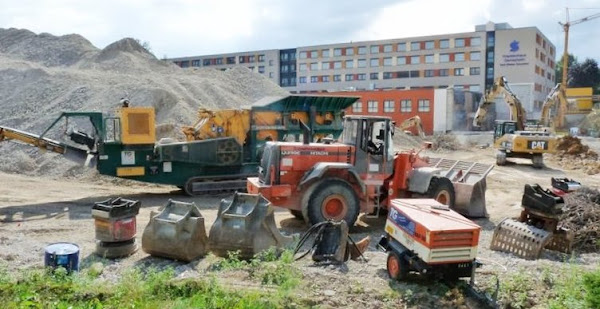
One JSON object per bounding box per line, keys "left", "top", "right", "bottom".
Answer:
{"left": 494, "top": 120, "right": 517, "bottom": 141}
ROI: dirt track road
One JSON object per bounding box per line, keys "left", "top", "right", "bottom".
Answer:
{"left": 1, "top": 147, "right": 599, "bottom": 308}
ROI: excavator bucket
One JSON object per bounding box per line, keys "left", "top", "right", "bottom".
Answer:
{"left": 428, "top": 158, "right": 494, "bottom": 218}
{"left": 209, "top": 193, "right": 293, "bottom": 259}
{"left": 490, "top": 218, "right": 551, "bottom": 260}
{"left": 141, "top": 200, "right": 208, "bottom": 262}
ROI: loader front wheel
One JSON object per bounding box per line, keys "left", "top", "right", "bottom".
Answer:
{"left": 426, "top": 177, "right": 455, "bottom": 207}
{"left": 387, "top": 252, "right": 408, "bottom": 280}
{"left": 307, "top": 179, "right": 359, "bottom": 226}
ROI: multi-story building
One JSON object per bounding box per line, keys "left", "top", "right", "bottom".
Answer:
{"left": 170, "top": 22, "right": 556, "bottom": 120}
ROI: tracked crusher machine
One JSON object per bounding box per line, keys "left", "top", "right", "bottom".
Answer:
{"left": 0, "top": 95, "right": 358, "bottom": 194}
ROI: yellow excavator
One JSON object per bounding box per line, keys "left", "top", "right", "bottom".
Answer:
{"left": 539, "top": 83, "right": 568, "bottom": 129}
{"left": 397, "top": 116, "right": 426, "bottom": 137}
{"left": 473, "top": 77, "right": 557, "bottom": 168}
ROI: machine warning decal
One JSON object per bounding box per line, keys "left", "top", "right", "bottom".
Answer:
{"left": 389, "top": 207, "right": 415, "bottom": 236}
{"left": 527, "top": 140, "right": 548, "bottom": 150}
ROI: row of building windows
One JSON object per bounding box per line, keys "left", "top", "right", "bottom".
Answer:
{"left": 351, "top": 99, "right": 431, "bottom": 113}
{"left": 535, "top": 48, "right": 555, "bottom": 69}
{"left": 297, "top": 52, "right": 481, "bottom": 71}
{"left": 534, "top": 65, "right": 554, "bottom": 82}
{"left": 535, "top": 33, "right": 555, "bottom": 56}
{"left": 298, "top": 37, "right": 481, "bottom": 59}
{"left": 182, "top": 54, "right": 267, "bottom": 67}
{"left": 298, "top": 67, "right": 480, "bottom": 83}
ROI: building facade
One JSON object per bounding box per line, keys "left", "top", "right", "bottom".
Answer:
{"left": 170, "top": 22, "right": 556, "bottom": 120}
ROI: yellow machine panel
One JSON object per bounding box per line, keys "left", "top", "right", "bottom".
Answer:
{"left": 116, "top": 166, "right": 145, "bottom": 177}
{"left": 120, "top": 107, "right": 156, "bottom": 145}
{"left": 252, "top": 111, "right": 282, "bottom": 126}
{"left": 566, "top": 87, "right": 593, "bottom": 111}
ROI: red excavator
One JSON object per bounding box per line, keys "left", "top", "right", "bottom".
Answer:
{"left": 247, "top": 115, "right": 492, "bottom": 226}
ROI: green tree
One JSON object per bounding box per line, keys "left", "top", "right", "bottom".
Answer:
{"left": 555, "top": 53, "right": 577, "bottom": 85}
{"left": 569, "top": 58, "right": 600, "bottom": 93}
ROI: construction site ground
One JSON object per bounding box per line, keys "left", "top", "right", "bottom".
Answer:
{"left": 1, "top": 139, "right": 599, "bottom": 308}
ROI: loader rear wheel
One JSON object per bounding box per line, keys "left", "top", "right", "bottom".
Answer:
{"left": 307, "top": 179, "right": 359, "bottom": 226}
{"left": 426, "top": 177, "right": 455, "bottom": 207}
{"left": 387, "top": 252, "right": 408, "bottom": 280}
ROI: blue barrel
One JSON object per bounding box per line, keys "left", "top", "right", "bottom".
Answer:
{"left": 44, "top": 243, "right": 80, "bottom": 272}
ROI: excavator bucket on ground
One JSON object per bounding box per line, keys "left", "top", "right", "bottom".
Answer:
{"left": 490, "top": 184, "right": 573, "bottom": 259}
{"left": 141, "top": 200, "right": 208, "bottom": 262}
{"left": 428, "top": 158, "right": 494, "bottom": 218}
{"left": 490, "top": 218, "right": 551, "bottom": 260}
{"left": 209, "top": 193, "right": 292, "bottom": 259}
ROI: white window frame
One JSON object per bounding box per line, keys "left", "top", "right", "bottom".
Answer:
{"left": 418, "top": 99, "right": 430, "bottom": 112}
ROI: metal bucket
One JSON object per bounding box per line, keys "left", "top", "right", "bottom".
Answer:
{"left": 428, "top": 158, "right": 494, "bottom": 218}
{"left": 141, "top": 200, "right": 208, "bottom": 262}
{"left": 44, "top": 242, "right": 80, "bottom": 272}
{"left": 209, "top": 193, "right": 293, "bottom": 259}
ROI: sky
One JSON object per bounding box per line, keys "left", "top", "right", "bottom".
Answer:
{"left": 1, "top": 0, "right": 599, "bottom": 63}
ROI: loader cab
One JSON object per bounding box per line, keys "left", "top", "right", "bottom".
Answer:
{"left": 494, "top": 120, "right": 517, "bottom": 141}
{"left": 342, "top": 116, "right": 394, "bottom": 175}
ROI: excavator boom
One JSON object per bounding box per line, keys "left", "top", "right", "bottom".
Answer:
{"left": 473, "top": 76, "right": 527, "bottom": 130}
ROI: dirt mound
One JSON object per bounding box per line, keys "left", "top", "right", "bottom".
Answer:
{"left": 551, "top": 136, "right": 600, "bottom": 174}
{"left": 562, "top": 187, "right": 600, "bottom": 252}
{"left": 0, "top": 28, "right": 288, "bottom": 178}
{"left": 392, "top": 131, "right": 423, "bottom": 150}
{"left": 430, "top": 133, "right": 463, "bottom": 151}
{"left": 556, "top": 136, "right": 590, "bottom": 154}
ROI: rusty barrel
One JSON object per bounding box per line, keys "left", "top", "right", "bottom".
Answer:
{"left": 92, "top": 198, "right": 140, "bottom": 258}
{"left": 209, "top": 193, "right": 292, "bottom": 259}
{"left": 141, "top": 200, "right": 208, "bottom": 262}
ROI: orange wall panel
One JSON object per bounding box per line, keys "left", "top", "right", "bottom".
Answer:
{"left": 329, "top": 89, "right": 435, "bottom": 134}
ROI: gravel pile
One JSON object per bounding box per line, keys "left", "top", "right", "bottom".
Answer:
{"left": 0, "top": 28, "right": 288, "bottom": 177}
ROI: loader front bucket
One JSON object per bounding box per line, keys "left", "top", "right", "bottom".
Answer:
{"left": 209, "top": 192, "right": 292, "bottom": 259}
{"left": 141, "top": 200, "right": 208, "bottom": 262}
{"left": 428, "top": 158, "right": 494, "bottom": 218}
{"left": 490, "top": 218, "right": 551, "bottom": 260}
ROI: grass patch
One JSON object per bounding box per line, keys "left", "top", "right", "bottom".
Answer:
{"left": 0, "top": 252, "right": 303, "bottom": 309}
{"left": 210, "top": 248, "right": 301, "bottom": 291}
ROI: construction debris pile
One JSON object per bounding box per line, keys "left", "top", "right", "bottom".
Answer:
{"left": 551, "top": 136, "right": 600, "bottom": 175}
{"left": 562, "top": 187, "right": 600, "bottom": 252}
{"left": 0, "top": 28, "right": 288, "bottom": 177}
{"left": 430, "top": 133, "right": 463, "bottom": 151}
{"left": 578, "top": 109, "right": 600, "bottom": 134}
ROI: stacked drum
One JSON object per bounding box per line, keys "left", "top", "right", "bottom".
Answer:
{"left": 92, "top": 197, "right": 140, "bottom": 258}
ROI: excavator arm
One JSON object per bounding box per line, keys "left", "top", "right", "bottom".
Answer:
{"left": 398, "top": 116, "right": 425, "bottom": 137}
{"left": 539, "top": 83, "right": 570, "bottom": 129}
{"left": 473, "top": 76, "right": 527, "bottom": 130}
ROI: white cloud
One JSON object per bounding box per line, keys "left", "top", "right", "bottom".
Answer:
{"left": 0, "top": 0, "right": 598, "bottom": 62}
{"left": 353, "top": 0, "right": 493, "bottom": 41}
